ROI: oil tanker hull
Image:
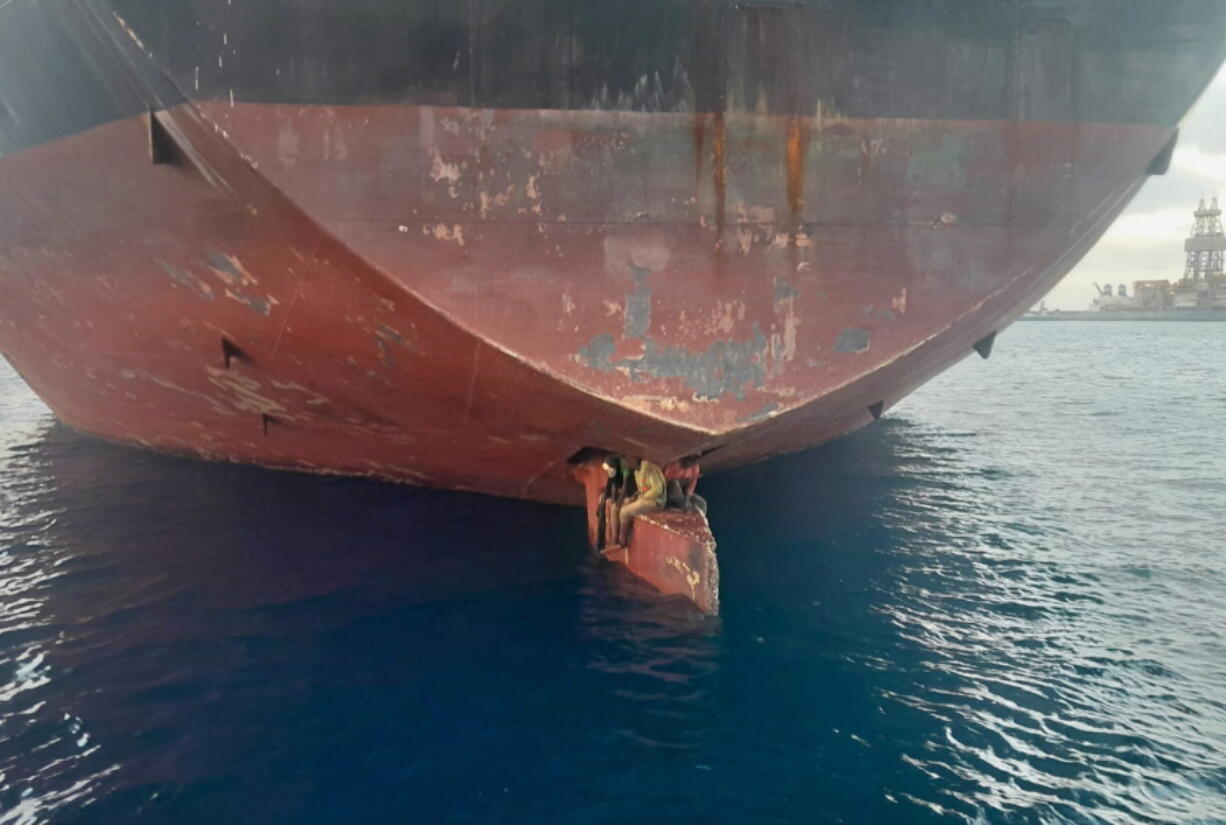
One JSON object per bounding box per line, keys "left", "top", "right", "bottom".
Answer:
{"left": 1, "top": 1, "right": 1224, "bottom": 505}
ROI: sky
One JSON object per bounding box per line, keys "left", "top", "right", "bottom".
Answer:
{"left": 1044, "top": 64, "right": 1226, "bottom": 309}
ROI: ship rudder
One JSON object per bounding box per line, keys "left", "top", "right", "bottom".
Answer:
{"left": 575, "top": 456, "right": 719, "bottom": 614}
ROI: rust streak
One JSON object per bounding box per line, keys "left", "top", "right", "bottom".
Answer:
{"left": 712, "top": 111, "right": 727, "bottom": 248}
{"left": 785, "top": 116, "right": 808, "bottom": 242}
{"left": 691, "top": 112, "right": 707, "bottom": 182}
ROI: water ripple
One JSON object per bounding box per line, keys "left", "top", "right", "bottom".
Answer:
{"left": 2, "top": 324, "right": 1225, "bottom": 823}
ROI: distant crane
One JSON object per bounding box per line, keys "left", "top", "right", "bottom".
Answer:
{"left": 1184, "top": 196, "right": 1226, "bottom": 280}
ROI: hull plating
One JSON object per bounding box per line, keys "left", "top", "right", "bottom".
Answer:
{"left": 1, "top": 1, "right": 1224, "bottom": 504}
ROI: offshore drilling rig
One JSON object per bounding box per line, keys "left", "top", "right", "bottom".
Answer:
{"left": 1090, "top": 197, "right": 1226, "bottom": 313}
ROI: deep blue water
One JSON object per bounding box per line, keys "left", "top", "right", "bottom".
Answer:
{"left": 1, "top": 321, "right": 1224, "bottom": 825}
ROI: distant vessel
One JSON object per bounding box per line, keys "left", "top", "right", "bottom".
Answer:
{"left": 1025, "top": 197, "right": 1226, "bottom": 321}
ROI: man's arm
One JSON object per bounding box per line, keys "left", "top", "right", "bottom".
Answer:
{"left": 641, "top": 466, "right": 666, "bottom": 502}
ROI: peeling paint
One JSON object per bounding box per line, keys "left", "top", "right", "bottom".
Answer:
{"left": 734, "top": 228, "right": 753, "bottom": 255}
{"left": 478, "top": 184, "right": 513, "bottom": 219}
{"left": 712, "top": 300, "right": 744, "bottom": 334}
{"left": 422, "top": 223, "right": 465, "bottom": 246}
{"left": 429, "top": 148, "right": 462, "bottom": 198}
{"left": 204, "top": 252, "right": 275, "bottom": 316}
{"left": 277, "top": 118, "right": 300, "bottom": 163}
{"left": 160, "top": 262, "right": 214, "bottom": 301}
{"left": 834, "top": 327, "right": 871, "bottom": 354}
{"left": 429, "top": 149, "right": 462, "bottom": 184}
{"left": 580, "top": 324, "right": 770, "bottom": 401}
{"left": 110, "top": 10, "right": 146, "bottom": 51}
{"left": 892, "top": 288, "right": 908, "bottom": 315}
{"left": 374, "top": 323, "right": 416, "bottom": 366}
{"left": 770, "top": 310, "right": 800, "bottom": 370}
{"left": 906, "top": 134, "right": 966, "bottom": 192}
{"left": 206, "top": 367, "right": 289, "bottom": 417}
{"left": 269, "top": 379, "right": 332, "bottom": 407}
{"left": 120, "top": 367, "right": 231, "bottom": 415}
{"left": 741, "top": 401, "right": 780, "bottom": 423}
{"left": 772, "top": 278, "right": 799, "bottom": 304}
{"left": 624, "top": 264, "right": 652, "bottom": 338}
{"left": 770, "top": 231, "right": 814, "bottom": 250}
{"left": 578, "top": 333, "right": 616, "bottom": 369}
{"left": 622, "top": 394, "right": 693, "bottom": 414}
{"left": 224, "top": 289, "right": 273, "bottom": 316}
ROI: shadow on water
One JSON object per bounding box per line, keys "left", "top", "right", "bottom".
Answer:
{"left": 33, "top": 422, "right": 585, "bottom": 612}
{"left": 4, "top": 422, "right": 737, "bottom": 823}
{"left": 2, "top": 412, "right": 942, "bottom": 824}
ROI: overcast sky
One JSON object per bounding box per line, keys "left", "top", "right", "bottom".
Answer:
{"left": 1042, "top": 64, "right": 1226, "bottom": 309}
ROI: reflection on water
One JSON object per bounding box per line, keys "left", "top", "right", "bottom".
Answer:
{"left": 580, "top": 563, "right": 720, "bottom": 757}
{"left": 3, "top": 321, "right": 1226, "bottom": 824}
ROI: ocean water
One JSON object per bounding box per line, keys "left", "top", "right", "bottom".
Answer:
{"left": 1, "top": 321, "right": 1224, "bottom": 825}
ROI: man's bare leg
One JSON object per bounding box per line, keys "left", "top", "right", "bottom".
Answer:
{"left": 617, "top": 497, "right": 663, "bottom": 546}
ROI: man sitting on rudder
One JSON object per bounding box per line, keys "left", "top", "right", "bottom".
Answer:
{"left": 612, "top": 458, "right": 666, "bottom": 547}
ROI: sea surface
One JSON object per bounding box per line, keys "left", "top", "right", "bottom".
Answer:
{"left": 1, "top": 321, "right": 1224, "bottom": 825}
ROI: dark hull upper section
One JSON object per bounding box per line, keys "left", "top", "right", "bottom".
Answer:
{"left": 104, "top": 0, "right": 1226, "bottom": 119}
{"left": 3, "top": 0, "right": 1226, "bottom": 158}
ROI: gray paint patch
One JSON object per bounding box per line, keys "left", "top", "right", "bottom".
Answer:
{"left": 578, "top": 333, "right": 616, "bottom": 370}
{"left": 580, "top": 325, "right": 770, "bottom": 401}
{"left": 374, "top": 324, "right": 416, "bottom": 366}
{"left": 204, "top": 252, "right": 272, "bottom": 316}
{"left": 773, "top": 278, "right": 799, "bottom": 304}
{"left": 834, "top": 327, "right": 870, "bottom": 353}
{"left": 161, "top": 263, "right": 214, "bottom": 301}
{"left": 227, "top": 292, "right": 273, "bottom": 316}
{"left": 623, "top": 264, "right": 652, "bottom": 339}
{"left": 905, "top": 133, "right": 966, "bottom": 192}
{"left": 205, "top": 251, "right": 240, "bottom": 276}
